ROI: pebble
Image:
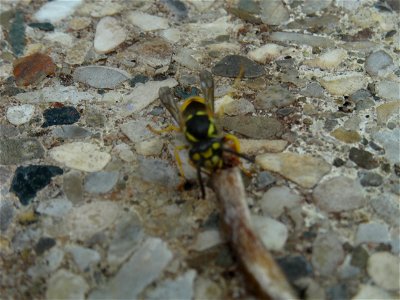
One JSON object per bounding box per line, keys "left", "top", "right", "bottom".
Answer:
{"left": 43, "top": 32, "right": 74, "bottom": 48}
{"left": 137, "top": 158, "right": 180, "bottom": 188}
{"left": 358, "top": 171, "right": 383, "bottom": 187}
{"left": 34, "top": 237, "right": 56, "bottom": 255}
{"left": 269, "top": 32, "right": 334, "bottom": 48}
{"left": 352, "top": 284, "right": 393, "bottom": 300}
{"left": 122, "top": 78, "right": 178, "bottom": 115}
{"left": 46, "top": 269, "right": 89, "bottom": 299}
{"left": 349, "top": 147, "right": 379, "bottom": 169}
{"left": 212, "top": 55, "right": 265, "bottom": 78}
{"left": 300, "top": 82, "right": 326, "bottom": 98}
{"left": 69, "top": 17, "right": 91, "bottom": 31}
{"left": 63, "top": 201, "right": 121, "bottom": 241}
{"left": 238, "top": 139, "right": 288, "bottom": 155}
{"left": 319, "top": 73, "right": 366, "bottom": 95}
{"left": 365, "top": 50, "right": 394, "bottom": 77}
{"left": 375, "top": 80, "right": 400, "bottom": 101}
{"left": 129, "top": 74, "right": 149, "bottom": 87}
{"left": 145, "top": 270, "right": 196, "bottom": 300}
{"left": 49, "top": 142, "right": 111, "bottom": 172}
{"left": 36, "top": 197, "right": 72, "bottom": 218}
{"left": 34, "top": 0, "right": 82, "bottom": 23}
{"left": 254, "top": 171, "right": 276, "bottom": 190}
{"left": 65, "top": 244, "right": 101, "bottom": 271}
{"left": 256, "top": 152, "right": 331, "bottom": 189}
{"left": 260, "top": 0, "right": 289, "bottom": 25}
{"left": 28, "top": 22, "right": 54, "bottom": 31}
{"left": 13, "top": 52, "right": 56, "bottom": 86}
{"left": 355, "top": 222, "right": 390, "bottom": 245}
{"left": 303, "top": 48, "right": 347, "bottom": 69}
{"left": 127, "top": 37, "right": 173, "bottom": 68}
{"left": 311, "top": 231, "right": 345, "bottom": 276}
{"left": 173, "top": 49, "right": 202, "bottom": 70}
{"left": 252, "top": 215, "right": 288, "bottom": 251}
{"left": 135, "top": 138, "right": 164, "bottom": 156}
{"left": 73, "top": 65, "right": 130, "bottom": 89}
{"left": 52, "top": 125, "right": 92, "bottom": 139}
{"left": 42, "top": 106, "right": 80, "bottom": 127}
{"left": 127, "top": 11, "right": 169, "bottom": 31}
{"left": 112, "top": 143, "right": 135, "bottom": 162}
{"left": 9, "top": 11, "right": 25, "bottom": 56}
{"left": 10, "top": 165, "right": 63, "bottom": 205}
{"left": 372, "top": 128, "right": 400, "bottom": 164}
{"left": 162, "top": 0, "right": 188, "bottom": 20}
{"left": 254, "top": 84, "right": 296, "bottom": 109}
{"left": 6, "top": 104, "right": 35, "bottom": 125}
{"left": 369, "top": 193, "right": 400, "bottom": 226}
{"left": 160, "top": 28, "right": 181, "bottom": 43}
{"left": 220, "top": 116, "right": 284, "bottom": 139}
{"left": 222, "top": 98, "right": 255, "bottom": 115}
{"left": 302, "top": 0, "right": 332, "bottom": 14}
{"left": 0, "top": 200, "right": 14, "bottom": 232}
{"left": 260, "top": 186, "right": 303, "bottom": 218}
{"left": 313, "top": 176, "right": 365, "bottom": 212}
{"left": 277, "top": 255, "right": 313, "bottom": 282}
{"left": 89, "top": 238, "right": 173, "bottom": 299}
{"left": 120, "top": 118, "right": 154, "bottom": 144}
{"left": 94, "top": 17, "right": 126, "bottom": 54}
{"left": 15, "top": 85, "right": 97, "bottom": 105}
{"left": 84, "top": 171, "right": 119, "bottom": 194}
{"left": 65, "top": 40, "right": 92, "bottom": 65}
{"left": 367, "top": 252, "right": 400, "bottom": 291}
{"left": 376, "top": 102, "right": 400, "bottom": 125}
{"left": 28, "top": 247, "right": 64, "bottom": 278}
{"left": 0, "top": 138, "right": 44, "bottom": 165}
{"left": 62, "top": 170, "right": 83, "bottom": 204}
{"left": 194, "top": 276, "right": 223, "bottom": 300}
{"left": 330, "top": 127, "right": 361, "bottom": 143}
{"left": 107, "top": 213, "right": 145, "bottom": 268}
{"left": 247, "top": 43, "right": 285, "bottom": 64}
{"left": 192, "top": 229, "right": 224, "bottom": 251}
{"left": 82, "top": 2, "right": 123, "bottom": 18}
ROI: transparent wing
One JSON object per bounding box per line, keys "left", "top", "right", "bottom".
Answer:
{"left": 199, "top": 70, "right": 215, "bottom": 113}
{"left": 159, "top": 87, "right": 182, "bottom": 127}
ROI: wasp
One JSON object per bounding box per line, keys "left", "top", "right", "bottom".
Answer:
{"left": 157, "top": 70, "right": 252, "bottom": 198}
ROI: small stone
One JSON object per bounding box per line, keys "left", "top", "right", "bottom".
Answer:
{"left": 254, "top": 85, "right": 296, "bottom": 109}
{"left": 238, "top": 139, "right": 288, "bottom": 155}
{"left": 49, "top": 142, "right": 111, "bottom": 172}
{"left": 6, "top": 104, "right": 35, "bottom": 125}
{"left": 52, "top": 125, "right": 92, "bottom": 139}
{"left": 28, "top": 22, "right": 54, "bottom": 31}
{"left": 28, "top": 247, "right": 64, "bottom": 278}
{"left": 65, "top": 40, "right": 92, "bottom": 65}
{"left": 365, "top": 50, "right": 394, "bottom": 77}
{"left": 137, "top": 158, "right": 180, "bottom": 188}
{"left": 376, "top": 102, "right": 400, "bottom": 125}
{"left": 375, "top": 80, "right": 400, "bottom": 101}
{"left": 89, "top": 238, "right": 173, "bottom": 299}
{"left": 81, "top": 2, "right": 123, "bottom": 18}
{"left": 126, "top": 37, "right": 173, "bottom": 68}
{"left": 247, "top": 43, "right": 285, "bottom": 64}
{"left": 194, "top": 276, "right": 223, "bottom": 300}
{"left": 352, "top": 284, "right": 393, "bottom": 300}
{"left": 349, "top": 147, "right": 379, "bottom": 169}
{"left": 254, "top": 171, "right": 276, "bottom": 190}
{"left": 220, "top": 116, "right": 284, "bottom": 139}
{"left": 330, "top": 127, "right": 361, "bottom": 143}
{"left": 10, "top": 165, "right": 63, "bottom": 205}
{"left": 304, "top": 48, "right": 347, "bottom": 69}
{"left": 129, "top": 74, "right": 149, "bottom": 87}
{"left": 113, "top": 143, "right": 135, "bottom": 162}
{"left": 269, "top": 32, "right": 334, "bottom": 48}
{"left": 192, "top": 229, "right": 224, "bottom": 251}
{"left": 212, "top": 55, "right": 265, "bottom": 78}
{"left": 69, "top": 17, "right": 91, "bottom": 31}
{"left": 65, "top": 244, "right": 101, "bottom": 271}
{"left": 256, "top": 153, "right": 331, "bottom": 188}
{"left": 358, "top": 171, "right": 383, "bottom": 187}
{"left": 349, "top": 89, "right": 372, "bottom": 103}
{"left": 9, "top": 11, "right": 25, "bottom": 56}
{"left": 222, "top": 98, "right": 255, "bottom": 115}
{"left": 252, "top": 215, "right": 288, "bottom": 251}
{"left": 145, "top": 270, "right": 196, "bottom": 300}
{"left": 13, "top": 52, "right": 56, "bottom": 86}
{"left": 370, "top": 193, "right": 400, "bottom": 226}
{"left": 319, "top": 73, "right": 366, "bottom": 95}
{"left": 302, "top": 0, "right": 332, "bottom": 14}
{"left": 173, "top": 49, "right": 201, "bottom": 70}
{"left": 127, "top": 11, "right": 169, "bottom": 31}
{"left": 351, "top": 245, "right": 369, "bottom": 269}
{"left": 367, "top": 252, "right": 400, "bottom": 291}
{"left": 46, "top": 269, "right": 89, "bottom": 300}
{"left": 73, "top": 65, "right": 130, "bottom": 89}
{"left": 160, "top": 28, "right": 181, "bottom": 43}
{"left": 84, "top": 171, "right": 119, "bottom": 194}
{"left": 372, "top": 128, "right": 400, "bottom": 164}
{"left": 313, "top": 176, "right": 365, "bottom": 212}
{"left": 136, "top": 139, "right": 164, "bottom": 156}
{"left": 333, "top": 158, "right": 345, "bottom": 167}
{"left": 63, "top": 171, "right": 83, "bottom": 204}
{"left": 260, "top": 186, "right": 303, "bottom": 218}
{"left": 355, "top": 222, "right": 390, "bottom": 245}
{"left": 34, "top": 0, "right": 82, "bottom": 23}
{"left": 327, "top": 283, "right": 349, "bottom": 300}
{"left": 94, "top": 16, "right": 126, "bottom": 54}
{"left": 35, "top": 237, "right": 56, "bottom": 255}
{"left": 300, "top": 82, "right": 326, "bottom": 98}
{"left": 36, "top": 197, "right": 72, "bottom": 217}
{"left": 43, "top": 32, "right": 73, "bottom": 48}
{"left": 0, "top": 200, "right": 14, "bottom": 232}
{"left": 312, "top": 232, "right": 345, "bottom": 276}
{"left": 260, "top": 0, "right": 289, "bottom": 25}
{"left": 120, "top": 118, "right": 154, "bottom": 144}
{"left": 42, "top": 106, "right": 80, "bottom": 127}
{"left": 0, "top": 138, "right": 44, "bottom": 165}
{"left": 277, "top": 255, "right": 313, "bottom": 282}
{"left": 162, "top": 0, "right": 188, "bottom": 20}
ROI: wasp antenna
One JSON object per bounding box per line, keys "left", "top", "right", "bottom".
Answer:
{"left": 222, "top": 148, "right": 255, "bottom": 163}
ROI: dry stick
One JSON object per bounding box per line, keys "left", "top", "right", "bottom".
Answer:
{"left": 211, "top": 167, "right": 298, "bottom": 300}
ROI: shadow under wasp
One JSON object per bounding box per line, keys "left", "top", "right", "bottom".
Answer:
{"left": 154, "top": 70, "right": 253, "bottom": 198}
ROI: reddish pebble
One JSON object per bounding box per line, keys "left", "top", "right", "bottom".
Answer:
{"left": 13, "top": 52, "right": 56, "bottom": 87}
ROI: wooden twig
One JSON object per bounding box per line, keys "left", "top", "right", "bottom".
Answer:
{"left": 211, "top": 167, "right": 297, "bottom": 300}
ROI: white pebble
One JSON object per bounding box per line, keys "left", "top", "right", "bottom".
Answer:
{"left": 6, "top": 104, "right": 35, "bottom": 125}
{"left": 367, "top": 252, "right": 400, "bottom": 291}
{"left": 128, "top": 11, "right": 169, "bottom": 31}
{"left": 34, "top": 0, "right": 82, "bottom": 23}
{"left": 248, "top": 43, "right": 285, "bottom": 64}
{"left": 94, "top": 17, "right": 127, "bottom": 54}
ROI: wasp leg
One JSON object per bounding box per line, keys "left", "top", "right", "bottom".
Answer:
{"left": 223, "top": 134, "right": 254, "bottom": 177}
{"left": 174, "top": 144, "right": 190, "bottom": 190}
{"left": 147, "top": 124, "right": 181, "bottom": 135}
{"left": 224, "top": 133, "right": 241, "bottom": 153}
{"left": 196, "top": 165, "right": 206, "bottom": 199}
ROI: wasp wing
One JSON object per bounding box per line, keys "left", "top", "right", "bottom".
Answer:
{"left": 159, "top": 87, "right": 182, "bottom": 127}
{"left": 199, "top": 70, "right": 215, "bottom": 114}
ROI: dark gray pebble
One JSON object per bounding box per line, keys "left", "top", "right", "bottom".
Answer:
{"left": 349, "top": 147, "right": 379, "bottom": 169}
{"left": 212, "top": 55, "right": 265, "bottom": 78}
{"left": 0, "top": 138, "right": 44, "bottom": 165}
{"left": 42, "top": 106, "right": 80, "bottom": 127}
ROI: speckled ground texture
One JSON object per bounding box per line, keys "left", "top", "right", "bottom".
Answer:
{"left": 0, "top": 0, "right": 399, "bottom": 299}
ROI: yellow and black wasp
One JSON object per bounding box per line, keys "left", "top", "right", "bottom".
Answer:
{"left": 157, "top": 70, "right": 253, "bottom": 198}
